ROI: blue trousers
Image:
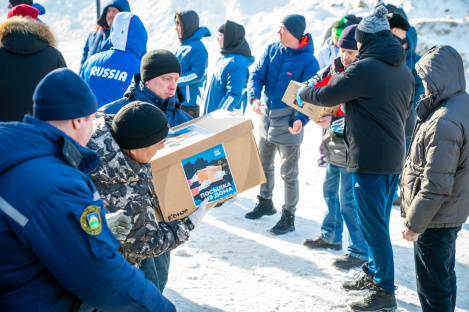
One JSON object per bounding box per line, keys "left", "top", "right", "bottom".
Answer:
{"left": 414, "top": 227, "right": 461, "bottom": 312}
{"left": 352, "top": 173, "right": 399, "bottom": 291}
{"left": 321, "top": 163, "right": 367, "bottom": 259}
{"left": 140, "top": 251, "right": 171, "bottom": 292}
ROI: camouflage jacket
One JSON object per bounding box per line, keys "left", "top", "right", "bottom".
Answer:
{"left": 87, "top": 114, "right": 194, "bottom": 267}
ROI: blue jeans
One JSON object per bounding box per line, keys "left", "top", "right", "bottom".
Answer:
{"left": 394, "top": 136, "right": 412, "bottom": 200}
{"left": 258, "top": 137, "right": 300, "bottom": 214}
{"left": 352, "top": 173, "right": 399, "bottom": 292}
{"left": 414, "top": 226, "right": 461, "bottom": 312}
{"left": 140, "top": 251, "right": 171, "bottom": 292}
{"left": 321, "top": 163, "right": 368, "bottom": 259}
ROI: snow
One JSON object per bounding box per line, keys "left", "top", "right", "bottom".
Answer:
{"left": 2, "top": 0, "right": 468, "bottom": 311}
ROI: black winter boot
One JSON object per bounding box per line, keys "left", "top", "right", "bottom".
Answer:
{"left": 350, "top": 281, "right": 397, "bottom": 311}
{"left": 342, "top": 263, "right": 375, "bottom": 291}
{"left": 245, "top": 196, "right": 276, "bottom": 219}
{"left": 270, "top": 210, "right": 295, "bottom": 235}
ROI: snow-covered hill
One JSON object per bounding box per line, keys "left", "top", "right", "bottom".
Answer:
{"left": 2, "top": 1, "right": 468, "bottom": 311}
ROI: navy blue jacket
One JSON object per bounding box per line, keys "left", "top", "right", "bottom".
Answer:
{"left": 81, "top": 13, "right": 147, "bottom": 108}
{"left": 100, "top": 73, "right": 193, "bottom": 127}
{"left": 0, "top": 116, "right": 175, "bottom": 312}
{"left": 175, "top": 27, "right": 211, "bottom": 107}
{"left": 247, "top": 34, "right": 320, "bottom": 145}
{"left": 80, "top": 0, "right": 131, "bottom": 71}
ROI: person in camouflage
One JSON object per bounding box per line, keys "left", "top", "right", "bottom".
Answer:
{"left": 87, "top": 101, "right": 208, "bottom": 268}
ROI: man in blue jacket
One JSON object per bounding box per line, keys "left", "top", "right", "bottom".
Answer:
{"left": 101, "top": 49, "right": 192, "bottom": 291}
{"left": 204, "top": 20, "right": 254, "bottom": 115}
{"left": 245, "top": 14, "right": 320, "bottom": 235}
{"left": 81, "top": 12, "right": 147, "bottom": 107}
{"left": 80, "top": 0, "right": 130, "bottom": 72}
{"left": 0, "top": 68, "right": 175, "bottom": 312}
{"left": 174, "top": 10, "right": 210, "bottom": 118}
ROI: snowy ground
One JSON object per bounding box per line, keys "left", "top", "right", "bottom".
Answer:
{"left": 1, "top": 0, "right": 468, "bottom": 311}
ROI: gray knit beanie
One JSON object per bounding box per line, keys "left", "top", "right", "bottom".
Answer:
{"left": 355, "top": 5, "right": 389, "bottom": 43}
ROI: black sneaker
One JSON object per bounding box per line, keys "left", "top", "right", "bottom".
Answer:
{"left": 342, "top": 263, "right": 375, "bottom": 291}
{"left": 270, "top": 210, "right": 295, "bottom": 235}
{"left": 303, "top": 237, "right": 342, "bottom": 250}
{"left": 317, "top": 158, "right": 327, "bottom": 168}
{"left": 350, "top": 283, "right": 397, "bottom": 311}
{"left": 333, "top": 254, "right": 367, "bottom": 270}
{"left": 245, "top": 196, "right": 276, "bottom": 219}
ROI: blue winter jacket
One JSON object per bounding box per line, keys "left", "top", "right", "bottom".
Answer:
{"left": 81, "top": 13, "right": 147, "bottom": 108}
{"left": 0, "top": 116, "right": 175, "bottom": 312}
{"left": 100, "top": 73, "right": 193, "bottom": 127}
{"left": 80, "top": 0, "right": 131, "bottom": 71}
{"left": 175, "top": 27, "right": 211, "bottom": 107}
{"left": 204, "top": 54, "right": 254, "bottom": 115}
{"left": 247, "top": 34, "right": 320, "bottom": 145}
{"left": 404, "top": 27, "right": 425, "bottom": 137}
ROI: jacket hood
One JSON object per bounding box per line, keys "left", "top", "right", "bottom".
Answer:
{"left": 0, "top": 116, "right": 100, "bottom": 176}
{"left": 181, "top": 26, "right": 211, "bottom": 44}
{"left": 97, "top": 0, "right": 130, "bottom": 28}
{"left": 110, "top": 13, "right": 147, "bottom": 59}
{"left": 358, "top": 30, "right": 405, "bottom": 66}
{"left": 221, "top": 20, "right": 251, "bottom": 58}
{"left": 87, "top": 114, "right": 147, "bottom": 184}
{"left": 406, "top": 26, "right": 418, "bottom": 55}
{"left": 123, "top": 73, "right": 186, "bottom": 111}
{"left": 176, "top": 10, "right": 199, "bottom": 42}
{"left": 0, "top": 16, "right": 56, "bottom": 55}
{"left": 415, "top": 45, "right": 466, "bottom": 121}
{"left": 285, "top": 33, "right": 315, "bottom": 54}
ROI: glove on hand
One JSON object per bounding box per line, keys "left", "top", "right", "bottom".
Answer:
{"left": 331, "top": 118, "right": 345, "bottom": 134}
{"left": 188, "top": 199, "right": 209, "bottom": 228}
{"left": 296, "top": 87, "right": 304, "bottom": 108}
{"left": 105, "top": 210, "right": 132, "bottom": 241}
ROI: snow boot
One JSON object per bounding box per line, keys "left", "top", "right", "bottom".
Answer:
{"left": 270, "top": 210, "right": 295, "bottom": 235}
{"left": 332, "top": 254, "right": 367, "bottom": 269}
{"left": 303, "top": 236, "right": 342, "bottom": 250}
{"left": 245, "top": 195, "right": 276, "bottom": 219}
{"left": 342, "top": 263, "right": 375, "bottom": 291}
{"left": 350, "top": 281, "right": 397, "bottom": 311}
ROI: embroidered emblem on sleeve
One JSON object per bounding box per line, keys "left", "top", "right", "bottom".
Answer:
{"left": 80, "top": 205, "right": 102, "bottom": 235}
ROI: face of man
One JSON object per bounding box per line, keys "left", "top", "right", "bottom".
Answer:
{"left": 217, "top": 32, "right": 224, "bottom": 49}
{"left": 175, "top": 16, "right": 183, "bottom": 39}
{"left": 130, "top": 139, "right": 166, "bottom": 164}
{"left": 76, "top": 113, "right": 96, "bottom": 147}
{"left": 106, "top": 6, "right": 120, "bottom": 28}
{"left": 391, "top": 27, "right": 408, "bottom": 49}
{"left": 278, "top": 25, "right": 298, "bottom": 48}
{"left": 340, "top": 48, "right": 358, "bottom": 66}
{"left": 144, "top": 73, "right": 180, "bottom": 100}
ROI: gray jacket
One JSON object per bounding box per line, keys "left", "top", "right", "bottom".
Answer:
{"left": 87, "top": 114, "right": 194, "bottom": 266}
{"left": 401, "top": 45, "right": 469, "bottom": 234}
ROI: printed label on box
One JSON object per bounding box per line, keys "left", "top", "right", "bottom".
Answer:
{"left": 182, "top": 143, "right": 238, "bottom": 207}
{"left": 158, "top": 124, "right": 213, "bottom": 157}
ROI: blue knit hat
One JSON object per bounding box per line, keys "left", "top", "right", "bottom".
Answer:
{"left": 355, "top": 5, "right": 390, "bottom": 43}
{"left": 33, "top": 68, "right": 98, "bottom": 121}
{"left": 338, "top": 25, "right": 358, "bottom": 50}
{"left": 281, "top": 14, "right": 306, "bottom": 41}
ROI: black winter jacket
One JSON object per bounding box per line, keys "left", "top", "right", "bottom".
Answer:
{"left": 0, "top": 16, "right": 66, "bottom": 122}
{"left": 300, "top": 30, "right": 414, "bottom": 174}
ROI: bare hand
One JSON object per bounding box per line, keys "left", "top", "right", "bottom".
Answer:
{"left": 288, "top": 120, "right": 303, "bottom": 135}
{"left": 252, "top": 98, "right": 265, "bottom": 115}
{"left": 402, "top": 228, "right": 419, "bottom": 242}
{"left": 313, "top": 115, "right": 332, "bottom": 128}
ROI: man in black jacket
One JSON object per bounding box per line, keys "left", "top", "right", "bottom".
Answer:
{"left": 298, "top": 6, "right": 414, "bottom": 311}
{"left": 0, "top": 5, "right": 66, "bottom": 122}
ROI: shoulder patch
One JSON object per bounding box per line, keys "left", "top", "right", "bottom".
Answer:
{"left": 80, "top": 205, "right": 102, "bottom": 235}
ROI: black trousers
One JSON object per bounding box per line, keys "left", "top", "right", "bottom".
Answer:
{"left": 414, "top": 226, "right": 462, "bottom": 312}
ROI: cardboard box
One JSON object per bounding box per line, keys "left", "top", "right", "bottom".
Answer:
{"left": 150, "top": 110, "right": 266, "bottom": 222}
{"left": 282, "top": 81, "right": 340, "bottom": 121}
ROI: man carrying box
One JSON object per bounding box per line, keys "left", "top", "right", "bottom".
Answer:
{"left": 245, "top": 14, "right": 319, "bottom": 235}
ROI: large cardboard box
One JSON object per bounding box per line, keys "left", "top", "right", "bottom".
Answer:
{"left": 282, "top": 81, "right": 340, "bottom": 121}
{"left": 150, "top": 110, "right": 266, "bottom": 222}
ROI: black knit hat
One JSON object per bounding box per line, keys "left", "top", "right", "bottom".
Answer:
{"left": 281, "top": 14, "right": 306, "bottom": 41}
{"left": 111, "top": 101, "right": 170, "bottom": 150}
{"left": 140, "top": 49, "right": 182, "bottom": 83}
{"left": 9, "top": 0, "right": 33, "bottom": 6}
{"left": 387, "top": 12, "right": 410, "bottom": 31}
